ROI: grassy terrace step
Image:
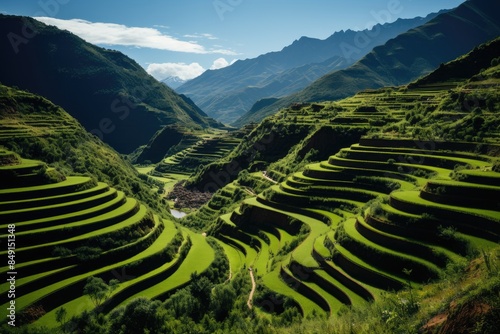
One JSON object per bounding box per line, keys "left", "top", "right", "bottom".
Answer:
{"left": 291, "top": 268, "right": 345, "bottom": 315}
{"left": 266, "top": 184, "right": 363, "bottom": 211}
{"left": 12, "top": 217, "right": 174, "bottom": 295}
{"left": 0, "top": 158, "right": 45, "bottom": 176}
{"left": 0, "top": 215, "right": 161, "bottom": 304}
{"left": 421, "top": 179, "right": 500, "bottom": 210}
{"left": 0, "top": 197, "right": 140, "bottom": 249}
{"left": 262, "top": 267, "right": 323, "bottom": 317}
{"left": 390, "top": 191, "right": 500, "bottom": 240}
{"left": 279, "top": 265, "right": 330, "bottom": 315}
{"left": 326, "top": 156, "right": 452, "bottom": 179}
{"left": 3, "top": 216, "right": 173, "bottom": 320}
{"left": 120, "top": 229, "right": 215, "bottom": 304}
{"left": 0, "top": 190, "right": 128, "bottom": 239}
{"left": 215, "top": 239, "right": 245, "bottom": 278}
{"left": 0, "top": 187, "right": 120, "bottom": 224}
{"left": 354, "top": 217, "right": 453, "bottom": 267}
{"left": 332, "top": 243, "right": 405, "bottom": 291}
{"left": 312, "top": 242, "right": 375, "bottom": 303}
{"left": 364, "top": 210, "right": 468, "bottom": 255}
{"left": 348, "top": 144, "right": 494, "bottom": 163}
{"left": 0, "top": 182, "right": 110, "bottom": 211}
{"left": 1, "top": 202, "right": 150, "bottom": 266}
{"left": 288, "top": 173, "right": 414, "bottom": 192}
{"left": 0, "top": 176, "right": 95, "bottom": 201}
{"left": 218, "top": 235, "right": 258, "bottom": 266}
{"left": 327, "top": 155, "right": 440, "bottom": 175}
{"left": 280, "top": 180, "right": 384, "bottom": 203}
{"left": 314, "top": 269, "right": 371, "bottom": 306}
{"left": 358, "top": 137, "right": 500, "bottom": 153}
{"left": 456, "top": 169, "right": 500, "bottom": 186}
{"left": 307, "top": 162, "right": 419, "bottom": 185}
{"left": 0, "top": 212, "right": 162, "bottom": 302}
{"left": 341, "top": 218, "right": 442, "bottom": 283}
{"left": 337, "top": 148, "right": 490, "bottom": 170}
{"left": 288, "top": 214, "right": 330, "bottom": 268}
{"left": 250, "top": 234, "right": 272, "bottom": 274}
{"left": 290, "top": 259, "right": 353, "bottom": 312}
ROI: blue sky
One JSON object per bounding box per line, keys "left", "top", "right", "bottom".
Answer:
{"left": 1, "top": 0, "right": 465, "bottom": 80}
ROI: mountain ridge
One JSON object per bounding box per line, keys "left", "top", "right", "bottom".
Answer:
{"left": 235, "top": 0, "right": 500, "bottom": 126}
{"left": 0, "top": 14, "right": 219, "bottom": 153}
{"left": 177, "top": 12, "right": 443, "bottom": 124}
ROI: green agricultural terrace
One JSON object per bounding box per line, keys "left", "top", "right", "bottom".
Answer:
{"left": 0, "top": 151, "right": 220, "bottom": 327}
{"left": 153, "top": 130, "right": 244, "bottom": 176}
{"left": 212, "top": 137, "right": 500, "bottom": 317}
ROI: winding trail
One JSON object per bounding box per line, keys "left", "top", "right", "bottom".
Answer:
{"left": 247, "top": 268, "right": 256, "bottom": 309}
{"left": 224, "top": 264, "right": 232, "bottom": 284}
{"left": 262, "top": 171, "right": 278, "bottom": 184}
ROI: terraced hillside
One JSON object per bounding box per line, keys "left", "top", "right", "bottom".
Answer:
{"left": 1, "top": 29, "right": 499, "bottom": 334}
{"left": 0, "top": 83, "right": 171, "bottom": 217}
{"left": 154, "top": 131, "right": 243, "bottom": 176}
{"left": 212, "top": 138, "right": 500, "bottom": 316}
{"left": 188, "top": 36, "right": 500, "bottom": 194}
{"left": 0, "top": 150, "right": 217, "bottom": 327}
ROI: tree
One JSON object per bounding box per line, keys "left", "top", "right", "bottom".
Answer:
{"left": 83, "top": 276, "right": 119, "bottom": 308}
{"left": 210, "top": 284, "right": 237, "bottom": 320}
{"left": 113, "top": 298, "right": 165, "bottom": 334}
{"left": 55, "top": 307, "right": 67, "bottom": 331}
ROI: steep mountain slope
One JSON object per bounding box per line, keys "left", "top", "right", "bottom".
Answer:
{"left": 236, "top": 0, "right": 500, "bottom": 126}
{"left": 0, "top": 14, "right": 219, "bottom": 153}
{"left": 185, "top": 36, "right": 500, "bottom": 203}
{"left": 0, "top": 84, "right": 169, "bottom": 216}
{"left": 177, "top": 14, "right": 442, "bottom": 124}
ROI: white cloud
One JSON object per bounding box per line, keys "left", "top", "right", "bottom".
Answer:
{"left": 210, "top": 57, "right": 230, "bottom": 70}
{"left": 147, "top": 58, "right": 237, "bottom": 81}
{"left": 210, "top": 58, "right": 238, "bottom": 70}
{"left": 146, "top": 62, "right": 205, "bottom": 81}
{"left": 184, "top": 33, "right": 218, "bottom": 40}
{"left": 153, "top": 24, "right": 170, "bottom": 29}
{"left": 34, "top": 17, "right": 236, "bottom": 55}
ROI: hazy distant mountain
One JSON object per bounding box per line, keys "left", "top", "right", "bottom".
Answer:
{"left": 162, "top": 76, "right": 188, "bottom": 89}
{"left": 0, "top": 14, "right": 219, "bottom": 153}
{"left": 177, "top": 12, "right": 443, "bottom": 124}
{"left": 235, "top": 0, "right": 500, "bottom": 126}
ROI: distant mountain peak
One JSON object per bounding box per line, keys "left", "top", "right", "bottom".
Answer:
{"left": 0, "top": 14, "right": 217, "bottom": 153}
{"left": 161, "top": 76, "right": 188, "bottom": 89}
{"left": 177, "top": 13, "right": 442, "bottom": 125}
{"left": 234, "top": 0, "right": 500, "bottom": 126}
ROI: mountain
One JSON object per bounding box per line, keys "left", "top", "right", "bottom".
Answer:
{"left": 162, "top": 76, "right": 188, "bottom": 89}
{"left": 0, "top": 14, "right": 219, "bottom": 153}
{"left": 0, "top": 83, "right": 170, "bottom": 216}
{"left": 176, "top": 13, "right": 442, "bottom": 124}
{"left": 235, "top": 0, "right": 500, "bottom": 126}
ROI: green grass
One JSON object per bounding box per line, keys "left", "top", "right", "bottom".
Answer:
{"left": 215, "top": 239, "right": 245, "bottom": 279}
{"left": 121, "top": 229, "right": 215, "bottom": 302}
{"left": 0, "top": 215, "right": 164, "bottom": 311}
{"left": 391, "top": 190, "right": 500, "bottom": 222}
{"left": 262, "top": 267, "right": 325, "bottom": 317}
{"left": 342, "top": 218, "right": 443, "bottom": 280}
{"left": 30, "top": 217, "right": 178, "bottom": 327}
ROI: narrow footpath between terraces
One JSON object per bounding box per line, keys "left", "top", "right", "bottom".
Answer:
{"left": 247, "top": 267, "right": 256, "bottom": 309}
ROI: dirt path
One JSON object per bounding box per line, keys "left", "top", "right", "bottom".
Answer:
{"left": 224, "top": 264, "right": 232, "bottom": 284}
{"left": 247, "top": 268, "right": 256, "bottom": 309}
{"left": 262, "top": 171, "right": 278, "bottom": 184}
